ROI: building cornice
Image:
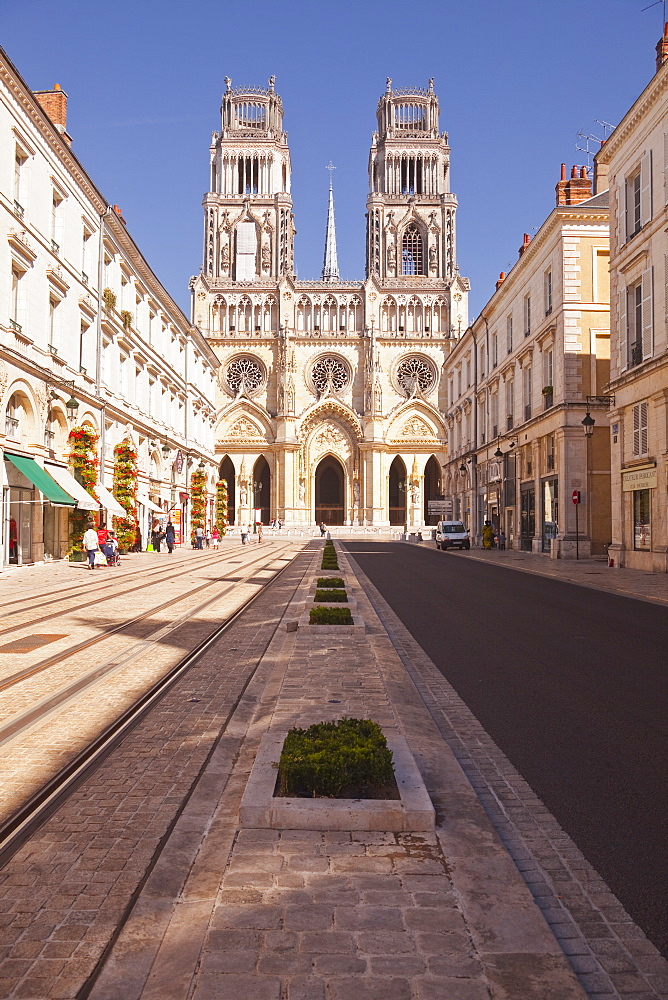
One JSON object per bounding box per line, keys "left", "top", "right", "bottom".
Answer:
{"left": 596, "top": 61, "right": 668, "bottom": 164}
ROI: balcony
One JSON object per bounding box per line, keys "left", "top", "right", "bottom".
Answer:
{"left": 13, "top": 200, "right": 25, "bottom": 219}
{"left": 44, "top": 429, "right": 55, "bottom": 448}
{"left": 81, "top": 272, "right": 88, "bottom": 285}
{"left": 51, "top": 240, "right": 60, "bottom": 255}
{"left": 5, "top": 416, "right": 19, "bottom": 437}
{"left": 9, "top": 318, "right": 22, "bottom": 333}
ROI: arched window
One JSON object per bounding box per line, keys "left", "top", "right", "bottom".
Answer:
{"left": 238, "top": 296, "right": 252, "bottom": 334}
{"left": 401, "top": 224, "right": 423, "bottom": 276}
{"left": 322, "top": 296, "right": 337, "bottom": 333}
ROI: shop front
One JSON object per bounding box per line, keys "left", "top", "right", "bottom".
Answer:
{"left": 520, "top": 484, "right": 535, "bottom": 552}
{"left": 541, "top": 477, "right": 559, "bottom": 553}
{"left": 2, "top": 453, "right": 76, "bottom": 566}
{"left": 622, "top": 464, "right": 657, "bottom": 567}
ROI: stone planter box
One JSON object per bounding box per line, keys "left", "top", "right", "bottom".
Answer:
{"left": 240, "top": 727, "right": 435, "bottom": 832}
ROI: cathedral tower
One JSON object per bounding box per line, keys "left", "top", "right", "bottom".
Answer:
{"left": 366, "top": 78, "right": 458, "bottom": 283}
{"left": 204, "top": 76, "right": 294, "bottom": 281}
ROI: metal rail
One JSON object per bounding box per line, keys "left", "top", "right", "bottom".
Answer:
{"left": 0, "top": 548, "right": 304, "bottom": 869}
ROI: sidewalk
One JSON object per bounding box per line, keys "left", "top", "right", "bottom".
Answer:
{"left": 89, "top": 542, "right": 596, "bottom": 1000}
{"left": 415, "top": 542, "right": 668, "bottom": 606}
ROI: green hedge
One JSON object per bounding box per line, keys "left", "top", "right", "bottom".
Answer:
{"left": 309, "top": 606, "right": 352, "bottom": 625}
{"left": 314, "top": 588, "right": 348, "bottom": 602}
{"left": 277, "top": 718, "right": 394, "bottom": 797}
{"left": 317, "top": 577, "right": 344, "bottom": 588}
{"left": 321, "top": 561, "right": 339, "bottom": 571}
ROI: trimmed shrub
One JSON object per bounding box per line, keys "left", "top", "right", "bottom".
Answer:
{"left": 317, "top": 577, "right": 344, "bottom": 588}
{"left": 314, "top": 589, "right": 348, "bottom": 602}
{"left": 276, "top": 718, "right": 394, "bottom": 798}
{"left": 309, "top": 606, "right": 352, "bottom": 625}
{"left": 321, "top": 561, "right": 339, "bottom": 572}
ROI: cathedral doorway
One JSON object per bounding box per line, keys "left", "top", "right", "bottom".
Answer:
{"left": 252, "top": 456, "right": 271, "bottom": 524}
{"left": 423, "top": 455, "right": 442, "bottom": 525}
{"left": 219, "top": 456, "right": 236, "bottom": 525}
{"left": 388, "top": 456, "right": 407, "bottom": 526}
{"left": 315, "top": 456, "right": 345, "bottom": 525}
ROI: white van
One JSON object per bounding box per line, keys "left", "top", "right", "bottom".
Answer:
{"left": 435, "top": 520, "right": 470, "bottom": 551}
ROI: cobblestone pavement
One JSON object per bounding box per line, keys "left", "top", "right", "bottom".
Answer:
{"left": 0, "top": 548, "right": 311, "bottom": 1000}
{"left": 88, "top": 544, "right": 589, "bottom": 1000}
{"left": 348, "top": 552, "right": 668, "bottom": 999}
{"left": 0, "top": 541, "right": 304, "bottom": 825}
{"left": 414, "top": 541, "right": 668, "bottom": 606}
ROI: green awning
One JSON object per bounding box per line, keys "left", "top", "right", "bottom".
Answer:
{"left": 4, "top": 453, "right": 76, "bottom": 506}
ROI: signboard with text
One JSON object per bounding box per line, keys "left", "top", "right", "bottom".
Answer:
{"left": 171, "top": 507, "right": 182, "bottom": 544}
{"left": 427, "top": 500, "right": 452, "bottom": 515}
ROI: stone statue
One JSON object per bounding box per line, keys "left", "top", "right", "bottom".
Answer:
{"left": 387, "top": 242, "right": 396, "bottom": 268}
{"left": 262, "top": 243, "right": 271, "bottom": 271}
{"left": 239, "top": 486, "right": 248, "bottom": 507}
{"left": 353, "top": 481, "right": 360, "bottom": 505}
{"left": 429, "top": 244, "right": 438, "bottom": 267}
{"left": 298, "top": 482, "right": 306, "bottom": 506}
{"left": 221, "top": 244, "right": 229, "bottom": 270}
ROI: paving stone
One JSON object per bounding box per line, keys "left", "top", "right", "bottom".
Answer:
{"left": 327, "top": 978, "right": 411, "bottom": 1000}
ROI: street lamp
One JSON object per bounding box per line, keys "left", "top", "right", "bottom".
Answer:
{"left": 162, "top": 443, "right": 171, "bottom": 456}
{"left": 582, "top": 411, "right": 595, "bottom": 437}
{"left": 65, "top": 396, "right": 79, "bottom": 420}
{"left": 494, "top": 445, "right": 503, "bottom": 459}
{"left": 198, "top": 460, "right": 206, "bottom": 470}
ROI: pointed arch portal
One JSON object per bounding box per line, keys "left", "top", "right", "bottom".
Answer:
{"left": 253, "top": 456, "right": 271, "bottom": 524}
{"left": 389, "top": 456, "right": 407, "bottom": 526}
{"left": 315, "top": 456, "right": 344, "bottom": 525}
{"left": 219, "top": 456, "right": 236, "bottom": 525}
{"left": 423, "top": 455, "right": 442, "bottom": 524}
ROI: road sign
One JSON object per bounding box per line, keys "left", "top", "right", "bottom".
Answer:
{"left": 572, "top": 490, "right": 581, "bottom": 505}
{"left": 427, "top": 500, "right": 452, "bottom": 514}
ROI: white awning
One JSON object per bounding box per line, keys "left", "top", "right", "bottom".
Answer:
{"left": 95, "top": 482, "right": 126, "bottom": 518}
{"left": 137, "top": 491, "right": 163, "bottom": 514}
{"left": 45, "top": 463, "right": 98, "bottom": 511}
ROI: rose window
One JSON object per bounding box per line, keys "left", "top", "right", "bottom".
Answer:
{"left": 310, "top": 355, "right": 350, "bottom": 395}
{"left": 395, "top": 355, "right": 437, "bottom": 396}
{"left": 225, "top": 356, "right": 265, "bottom": 396}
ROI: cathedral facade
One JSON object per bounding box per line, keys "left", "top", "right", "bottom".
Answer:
{"left": 191, "top": 77, "right": 469, "bottom": 527}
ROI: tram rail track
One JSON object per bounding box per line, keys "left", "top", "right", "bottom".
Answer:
{"left": 0, "top": 546, "right": 246, "bottom": 634}
{"left": 0, "top": 544, "right": 307, "bottom": 869}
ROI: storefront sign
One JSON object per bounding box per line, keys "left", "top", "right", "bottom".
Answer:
{"left": 171, "top": 507, "right": 182, "bottom": 544}
{"left": 174, "top": 450, "right": 184, "bottom": 474}
{"left": 622, "top": 466, "right": 657, "bottom": 492}
{"left": 427, "top": 500, "right": 452, "bottom": 514}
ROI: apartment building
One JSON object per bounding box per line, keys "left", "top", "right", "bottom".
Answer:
{"left": 595, "top": 25, "right": 668, "bottom": 572}
{"left": 443, "top": 167, "right": 611, "bottom": 556}
{"left": 1, "top": 48, "right": 218, "bottom": 566}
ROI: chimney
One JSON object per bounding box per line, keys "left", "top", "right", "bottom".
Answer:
{"left": 555, "top": 163, "right": 592, "bottom": 206}
{"left": 112, "top": 205, "right": 127, "bottom": 225}
{"left": 495, "top": 272, "right": 506, "bottom": 290}
{"left": 657, "top": 22, "right": 668, "bottom": 72}
{"left": 33, "top": 84, "right": 72, "bottom": 145}
{"left": 518, "top": 234, "right": 531, "bottom": 258}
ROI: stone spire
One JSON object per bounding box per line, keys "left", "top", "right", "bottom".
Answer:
{"left": 321, "top": 164, "right": 340, "bottom": 282}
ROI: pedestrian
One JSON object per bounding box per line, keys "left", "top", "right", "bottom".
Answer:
{"left": 83, "top": 521, "right": 100, "bottom": 569}
{"left": 240, "top": 525, "right": 248, "bottom": 545}
{"left": 107, "top": 531, "right": 120, "bottom": 566}
{"left": 97, "top": 522, "right": 113, "bottom": 563}
{"left": 151, "top": 521, "right": 163, "bottom": 553}
{"left": 498, "top": 530, "right": 506, "bottom": 551}
{"left": 320, "top": 522, "right": 326, "bottom": 537}
{"left": 277, "top": 519, "right": 283, "bottom": 531}
{"left": 195, "top": 525, "right": 204, "bottom": 549}
{"left": 165, "top": 521, "right": 175, "bottom": 554}
{"left": 205, "top": 528, "right": 211, "bottom": 548}
{"left": 482, "top": 520, "right": 495, "bottom": 550}
{"left": 257, "top": 523, "right": 263, "bottom": 543}
{"left": 212, "top": 526, "right": 219, "bottom": 549}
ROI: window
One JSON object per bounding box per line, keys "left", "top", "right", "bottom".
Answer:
{"left": 479, "top": 345, "right": 485, "bottom": 377}
{"left": 507, "top": 315, "right": 513, "bottom": 353}
{"left": 491, "top": 392, "right": 498, "bottom": 439}
{"left": 82, "top": 227, "right": 93, "bottom": 282}
{"left": 457, "top": 368, "right": 462, "bottom": 397}
{"left": 633, "top": 490, "right": 651, "bottom": 550}
{"left": 524, "top": 295, "right": 531, "bottom": 337}
{"left": 523, "top": 364, "right": 532, "bottom": 420}
{"left": 546, "top": 434, "right": 555, "bottom": 471}
{"left": 544, "top": 271, "right": 552, "bottom": 315}
{"left": 51, "top": 191, "right": 63, "bottom": 252}
{"left": 10, "top": 266, "right": 24, "bottom": 329}
{"left": 506, "top": 379, "right": 514, "bottom": 430}
{"left": 624, "top": 151, "right": 652, "bottom": 241}
{"left": 14, "top": 148, "right": 27, "bottom": 216}
{"left": 48, "top": 297, "right": 58, "bottom": 350}
{"left": 401, "top": 224, "right": 423, "bottom": 275}
{"left": 79, "top": 321, "right": 89, "bottom": 372}
{"left": 623, "top": 268, "right": 653, "bottom": 367}
{"left": 632, "top": 401, "right": 648, "bottom": 457}
{"left": 492, "top": 333, "right": 498, "bottom": 368}
{"left": 466, "top": 359, "right": 471, "bottom": 387}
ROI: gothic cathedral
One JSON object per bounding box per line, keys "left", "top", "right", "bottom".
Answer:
{"left": 191, "top": 77, "right": 469, "bottom": 527}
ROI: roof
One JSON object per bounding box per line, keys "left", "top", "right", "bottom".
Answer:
{"left": 575, "top": 190, "right": 610, "bottom": 210}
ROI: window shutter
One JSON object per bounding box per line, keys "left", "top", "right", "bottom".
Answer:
{"left": 633, "top": 402, "right": 649, "bottom": 456}
{"left": 640, "top": 267, "right": 653, "bottom": 360}
{"left": 618, "top": 183, "right": 626, "bottom": 247}
{"left": 619, "top": 288, "right": 627, "bottom": 370}
{"left": 640, "top": 150, "right": 652, "bottom": 227}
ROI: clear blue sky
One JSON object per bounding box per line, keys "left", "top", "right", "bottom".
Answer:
{"left": 3, "top": 0, "right": 664, "bottom": 318}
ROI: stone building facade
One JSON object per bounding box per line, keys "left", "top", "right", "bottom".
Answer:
{"left": 595, "top": 26, "right": 668, "bottom": 572}
{"left": 192, "top": 78, "right": 469, "bottom": 527}
{"left": 0, "top": 47, "right": 218, "bottom": 567}
{"left": 441, "top": 168, "right": 611, "bottom": 557}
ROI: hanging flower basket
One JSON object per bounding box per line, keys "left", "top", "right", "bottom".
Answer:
{"left": 190, "top": 467, "right": 208, "bottom": 545}
{"left": 112, "top": 440, "right": 139, "bottom": 552}
{"left": 67, "top": 425, "right": 100, "bottom": 556}
{"left": 215, "top": 478, "right": 228, "bottom": 536}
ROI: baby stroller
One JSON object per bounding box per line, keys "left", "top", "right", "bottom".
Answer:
{"left": 106, "top": 533, "right": 121, "bottom": 567}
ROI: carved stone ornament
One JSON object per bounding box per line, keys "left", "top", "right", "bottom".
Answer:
{"left": 400, "top": 417, "right": 432, "bottom": 439}
{"left": 395, "top": 355, "right": 438, "bottom": 397}
{"left": 311, "top": 422, "right": 350, "bottom": 460}
{"left": 228, "top": 416, "right": 263, "bottom": 439}
{"left": 224, "top": 355, "right": 266, "bottom": 397}
{"left": 309, "top": 356, "right": 350, "bottom": 397}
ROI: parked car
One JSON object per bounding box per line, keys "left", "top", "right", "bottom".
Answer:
{"left": 435, "top": 520, "right": 470, "bottom": 550}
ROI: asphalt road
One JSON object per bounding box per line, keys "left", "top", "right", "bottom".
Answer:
{"left": 343, "top": 541, "right": 668, "bottom": 956}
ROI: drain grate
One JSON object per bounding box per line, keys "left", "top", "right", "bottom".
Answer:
{"left": 0, "top": 634, "right": 68, "bottom": 653}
